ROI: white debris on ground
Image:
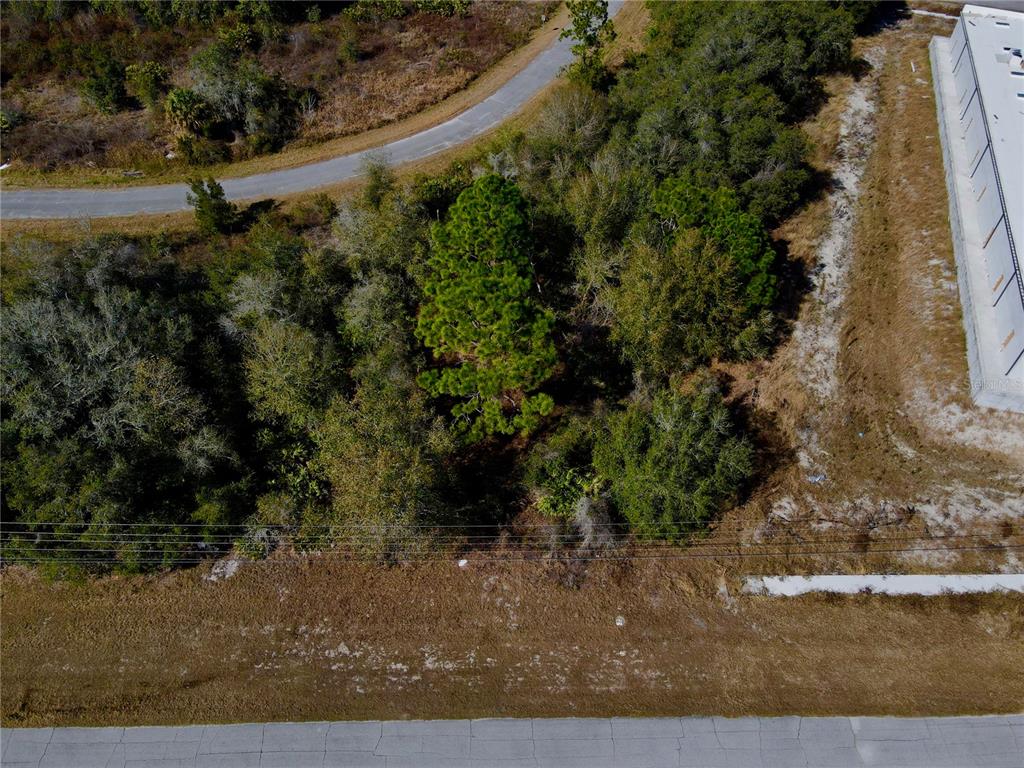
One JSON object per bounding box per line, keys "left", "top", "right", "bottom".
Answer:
{"left": 204, "top": 557, "right": 241, "bottom": 582}
{"left": 744, "top": 573, "right": 1024, "bottom": 596}
{"left": 715, "top": 574, "right": 736, "bottom": 611}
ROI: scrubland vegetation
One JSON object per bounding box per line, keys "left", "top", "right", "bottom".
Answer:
{"left": 0, "top": 1, "right": 882, "bottom": 571}
{"left": 0, "top": 0, "right": 553, "bottom": 175}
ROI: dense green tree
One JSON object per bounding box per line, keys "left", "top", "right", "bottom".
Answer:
{"left": 315, "top": 349, "right": 452, "bottom": 558}
{"left": 610, "top": 232, "right": 748, "bottom": 377}
{"left": 0, "top": 1, "right": 871, "bottom": 571}
{"left": 416, "top": 174, "right": 557, "bottom": 441}
{"left": 567, "top": 145, "right": 653, "bottom": 248}
{"left": 0, "top": 238, "right": 239, "bottom": 568}
{"left": 187, "top": 178, "right": 238, "bottom": 236}
{"left": 610, "top": 1, "right": 859, "bottom": 222}
{"left": 561, "top": 0, "right": 616, "bottom": 89}
{"left": 592, "top": 377, "right": 753, "bottom": 540}
{"left": 244, "top": 318, "right": 330, "bottom": 432}
{"left": 652, "top": 177, "right": 776, "bottom": 310}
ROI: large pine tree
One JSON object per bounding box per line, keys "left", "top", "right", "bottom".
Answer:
{"left": 416, "top": 174, "right": 557, "bottom": 441}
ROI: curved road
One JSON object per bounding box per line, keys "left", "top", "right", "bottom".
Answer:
{"left": 0, "top": 2, "right": 623, "bottom": 221}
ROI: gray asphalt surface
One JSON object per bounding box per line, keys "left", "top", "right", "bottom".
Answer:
{"left": 0, "top": 2, "right": 624, "bottom": 221}
{"left": 2, "top": 716, "right": 1022, "bottom": 767}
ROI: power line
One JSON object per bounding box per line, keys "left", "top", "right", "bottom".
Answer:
{"left": 1, "top": 514, "right": 983, "bottom": 530}
{"left": 2, "top": 533, "right": 1017, "bottom": 559}
{"left": 1, "top": 530, "right": 1014, "bottom": 549}
{"left": 2, "top": 543, "right": 1021, "bottom": 567}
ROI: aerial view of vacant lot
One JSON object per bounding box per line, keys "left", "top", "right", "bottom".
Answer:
{"left": 1, "top": 1, "right": 1021, "bottom": 763}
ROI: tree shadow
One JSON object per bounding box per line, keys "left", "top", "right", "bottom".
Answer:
{"left": 441, "top": 434, "right": 529, "bottom": 529}
{"left": 710, "top": 368, "right": 800, "bottom": 504}
{"left": 237, "top": 198, "right": 281, "bottom": 230}
{"left": 554, "top": 322, "right": 634, "bottom": 410}
{"left": 858, "top": 1, "right": 911, "bottom": 37}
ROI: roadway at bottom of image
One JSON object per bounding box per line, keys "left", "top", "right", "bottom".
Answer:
{"left": 2, "top": 715, "right": 1022, "bottom": 768}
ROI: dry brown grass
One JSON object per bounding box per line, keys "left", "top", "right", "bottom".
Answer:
{"left": 604, "top": 0, "right": 650, "bottom": 69}
{"left": 707, "top": 16, "right": 1024, "bottom": 579}
{"left": 0, "top": 211, "right": 196, "bottom": 245}
{"left": 2, "top": 559, "right": 1022, "bottom": 726}
{"left": 907, "top": 0, "right": 962, "bottom": 16}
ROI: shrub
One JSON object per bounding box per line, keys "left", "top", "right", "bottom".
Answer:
{"left": 165, "top": 88, "right": 212, "bottom": 135}
{"left": 125, "top": 61, "right": 170, "bottom": 109}
{"left": 175, "top": 134, "right": 229, "bottom": 166}
{"left": 409, "top": 161, "right": 473, "bottom": 219}
{"left": 336, "top": 17, "right": 360, "bottom": 64}
{"left": 524, "top": 417, "right": 597, "bottom": 519}
{"left": 292, "top": 192, "right": 338, "bottom": 227}
{"left": 0, "top": 105, "right": 25, "bottom": 134}
{"left": 592, "top": 376, "right": 753, "bottom": 540}
{"left": 191, "top": 41, "right": 297, "bottom": 150}
{"left": 346, "top": 0, "right": 407, "bottom": 22}
{"left": 79, "top": 50, "right": 126, "bottom": 114}
{"left": 415, "top": 0, "right": 471, "bottom": 17}
{"left": 361, "top": 156, "right": 396, "bottom": 209}
{"left": 238, "top": 492, "right": 294, "bottom": 558}
{"left": 187, "top": 177, "right": 238, "bottom": 236}
{"left": 561, "top": 0, "right": 616, "bottom": 89}
{"left": 217, "top": 22, "right": 259, "bottom": 53}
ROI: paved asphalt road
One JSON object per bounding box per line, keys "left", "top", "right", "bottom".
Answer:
{"left": 0, "top": 2, "right": 624, "bottom": 221}
{"left": 2, "top": 716, "right": 1022, "bottom": 767}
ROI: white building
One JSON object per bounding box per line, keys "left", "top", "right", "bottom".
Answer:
{"left": 930, "top": 4, "right": 1024, "bottom": 412}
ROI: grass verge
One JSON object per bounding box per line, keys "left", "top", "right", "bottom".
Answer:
{"left": 2, "top": 558, "right": 1021, "bottom": 726}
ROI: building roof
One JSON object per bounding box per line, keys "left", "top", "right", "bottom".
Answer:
{"left": 960, "top": 4, "right": 1023, "bottom": 253}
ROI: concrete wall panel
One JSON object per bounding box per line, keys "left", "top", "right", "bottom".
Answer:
{"left": 993, "top": 288, "right": 1024, "bottom": 375}
{"left": 963, "top": 106, "right": 989, "bottom": 168}
{"left": 951, "top": 19, "right": 966, "bottom": 61}
{"left": 971, "top": 152, "right": 1005, "bottom": 241}
{"left": 983, "top": 222, "right": 1017, "bottom": 305}
{"left": 959, "top": 94, "right": 983, "bottom": 137}
{"left": 953, "top": 49, "right": 976, "bottom": 104}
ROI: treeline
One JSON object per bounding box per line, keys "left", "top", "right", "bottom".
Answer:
{"left": 0, "top": 1, "right": 876, "bottom": 570}
{"left": 6, "top": 0, "right": 468, "bottom": 26}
